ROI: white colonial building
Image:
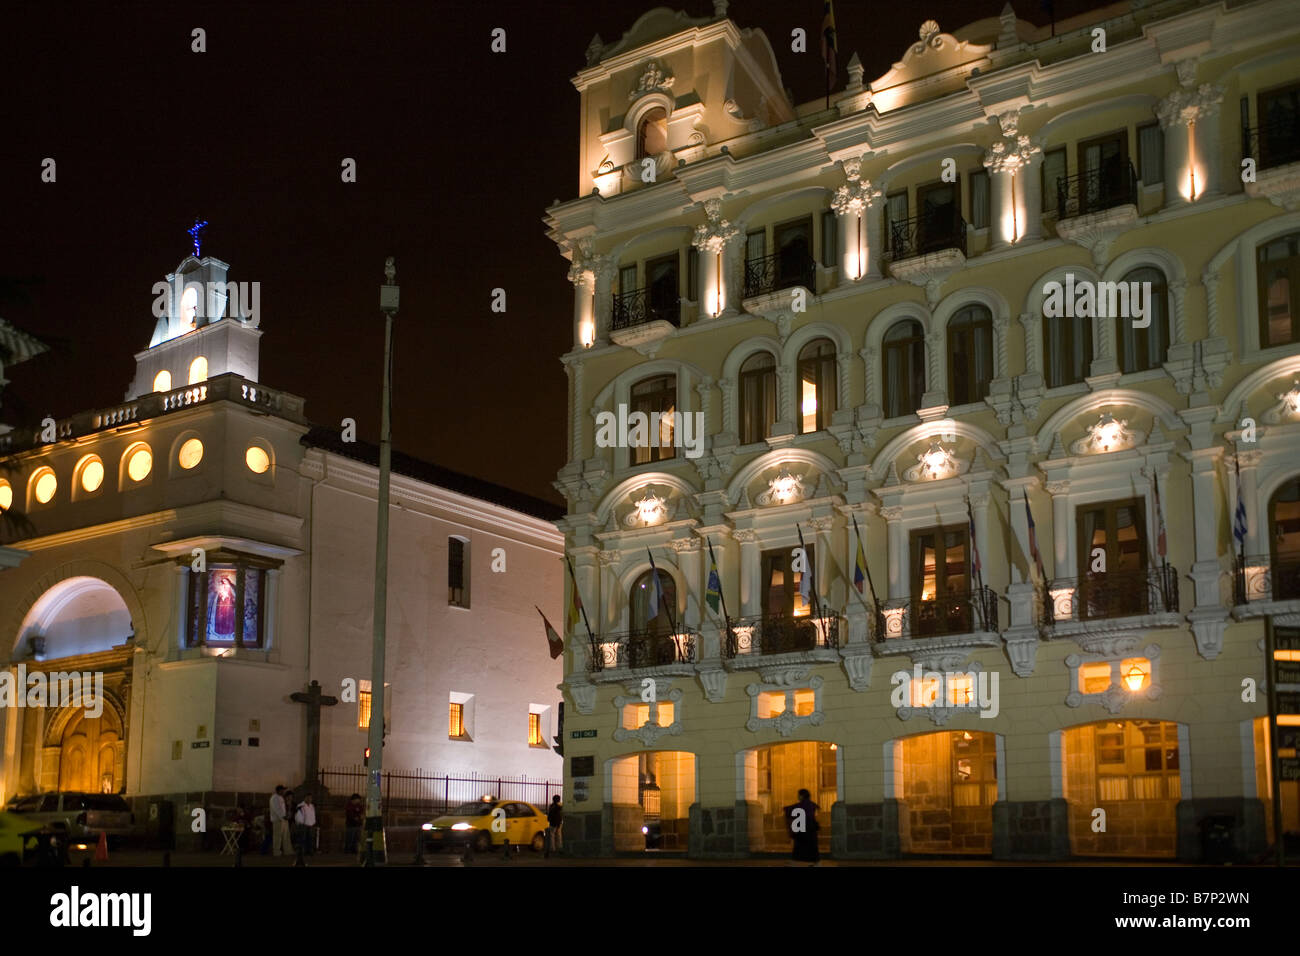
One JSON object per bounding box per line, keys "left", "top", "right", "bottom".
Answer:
{"left": 0, "top": 247, "right": 564, "bottom": 846}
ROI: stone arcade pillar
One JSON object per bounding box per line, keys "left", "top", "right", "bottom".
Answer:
{"left": 832, "top": 157, "right": 883, "bottom": 282}
{"left": 984, "top": 111, "right": 1042, "bottom": 249}
{"left": 1157, "top": 62, "right": 1225, "bottom": 205}
{"left": 692, "top": 198, "right": 739, "bottom": 320}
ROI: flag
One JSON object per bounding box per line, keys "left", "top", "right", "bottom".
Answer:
{"left": 565, "top": 557, "right": 585, "bottom": 635}
{"left": 1024, "top": 490, "right": 1046, "bottom": 582}
{"left": 1233, "top": 455, "right": 1248, "bottom": 555}
{"left": 647, "top": 549, "right": 666, "bottom": 625}
{"left": 967, "top": 498, "right": 982, "bottom": 579}
{"left": 821, "top": 1, "right": 837, "bottom": 92}
{"left": 536, "top": 606, "right": 564, "bottom": 660}
{"left": 1152, "top": 473, "right": 1167, "bottom": 559}
{"left": 853, "top": 529, "right": 867, "bottom": 595}
{"left": 706, "top": 544, "right": 722, "bottom": 615}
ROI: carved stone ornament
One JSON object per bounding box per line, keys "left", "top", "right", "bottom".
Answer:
{"left": 1069, "top": 413, "right": 1143, "bottom": 455}
{"left": 566, "top": 237, "right": 601, "bottom": 285}
{"left": 693, "top": 198, "right": 740, "bottom": 253}
{"left": 624, "top": 486, "right": 669, "bottom": 527}
{"left": 757, "top": 468, "right": 807, "bottom": 506}
{"left": 832, "top": 157, "right": 883, "bottom": 217}
{"left": 1262, "top": 379, "right": 1300, "bottom": 425}
{"left": 697, "top": 667, "right": 728, "bottom": 702}
{"left": 984, "top": 113, "right": 1042, "bottom": 174}
{"left": 916, "top": 20, "right": 942, "bottom": 50}
{"left": 630, "top": 59, "right": 675, "bottom": 101}
{"left": 570, "top": 681, "right": 597, "bottom": 715}
{"left": 902, "top": 440, "right": 965, "bottom": 482}
{"left": 1155, "top": 82, "right": 1225, "bottom": 130}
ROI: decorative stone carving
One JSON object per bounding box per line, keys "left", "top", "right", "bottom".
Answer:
{"left": 1054, "top": 204, "right": 1139, "bottom": 269}
{"left": 841, "top": 647, "right": 874, "bottom": 691}
{"left": 744, "top": 675, "right": 825, "bottom": 736}
{"left": 757, "top": 666, "right": 811, "bottom": 686}
{"left": 570, "top": 681, "right": 597, "bottom": 715}
{"left": 624, "top": 486, "right": 669, "bottom": 527}
{"left": 983, "top": 111, "right": 1041, "bottom": 174}
{"left": 585, "top": 34, "right": 604, "bottom": 67}
{"left": 730, "top": 528, "right": 758, "bottom": 543}
{"left": 566, "top": 237, "right": 599, "bottom": 285}
{"left": 1155, "top": 80, "right": 1224, "bottom": 130}
{"left": 612, "top": 687, "right": 684, "bottom": 746}
{"left": 697, "top": 668, "right": 727, "bottom": 702}
{"left": 630, "top": 59, "right": 674, "bottom": 101}
{"left": 756, "top": 467, "right": 807, "bottom": 507}
{"left": 887, "top": 249, "right": 966, "bottom": 306}
{"left": 832, "top": 157, "right": 883, "bottom": 217}
{"left": 692, "top": 198, "right": 739, "bottom": 254}
{"left": 1070, "top": 413, "right": 1143, "bottom": 455}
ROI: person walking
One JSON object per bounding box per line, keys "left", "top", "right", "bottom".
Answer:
{"left": 295, "top": 793, "right": 317, "bottom": 858}
{"left": 785, "top": 788, "right": 821, "bottom": 865}
{"left": 545, "top": 795, "right": 564, "bottom": 858}
{"left": 270, "top": 785, "right": 292, "bottom": 857}
{"left": 344, "top": 793, "right": 365, "bottom": 855}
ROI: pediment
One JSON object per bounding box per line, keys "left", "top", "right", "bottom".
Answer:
{"left": 872, "top": 20, "right": 993, "bottom": 95}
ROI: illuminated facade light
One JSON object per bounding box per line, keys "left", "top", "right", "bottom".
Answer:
{"left": 1072, "top": 412, "right": 1137, "bottom": 455}
{"left": 903, "top": 440, "right": 957, "bottom": 481}
{"left": 188, "top": 356, "right": 208, "bottom": 385}
{"left": 178, "top": 438, "right": 204, "bottom": 470}
{"left": 626, "top": 486, "right": 667, "bottom": 527}
{"left": 0, "top": 480, "right": 12, "bottom": 512}
{"left": 1123, "top": 660, "right": 1149, "bottom": 692}
{"left": 33, "top": 468, "right": 57, "bottom": 505}
{"left": 757, "top": 467, "right": 807, "bottom": 506}
{"left": 1280, "top": 380, "right": 1300, "bottom": 416}
{"left": 153, "top": 370, "right": 172, "bottom": 393}
{"left": 126, "top": 445, "right": 153, "bottom": 482}
{"left": 246, "top": 445, "right": 270, "bottom": 474}
{"left": 79, "top": 456, "right": 105, "bottom": 493}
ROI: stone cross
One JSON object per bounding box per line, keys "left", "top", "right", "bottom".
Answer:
{"left": 290, "top": 680, "right": 337, "bottom": 796}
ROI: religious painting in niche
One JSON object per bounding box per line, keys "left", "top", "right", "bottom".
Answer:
{"left": 187, "top": 563, "right": 267, "bottom": 648}
{"left": 207, "top": 569, "right": 238, "bottom": 642}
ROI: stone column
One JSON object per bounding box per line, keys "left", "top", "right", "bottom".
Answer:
{"left": 1237, "top": 449, "right": 1262, "bottom": 556}
{"left": 882, "top": 506, "right": 906, "bottom": 599}
{"left": 1047, "top": 481, "right": 1071, "bottom": 576}
{"left": 1156, "top": 64, "right": 1225, "bottom": 205}
{"left": 593, "top": 259, "right": 615, "bottom": 343}
{"left": 567, "top": 238, "right": 597, "bottom": 348}
{"left": 984, "top": 112, "right": 1041, "bottom": 248}
{"left": 672, "top": 538, "right": 703, "bottom": 632}
{"left": 1183, "top": 447, "right": 1224, "bottom": 608}
{"left": 733, "top": 530, "right": 761, "bottom": 617}
{"left": 692, "top": 198, "right": 739, "bottom": 319}
{"left": 832, "top": 157, "right": 882, "bottom": 281}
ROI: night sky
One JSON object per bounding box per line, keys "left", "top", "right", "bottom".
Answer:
{"left": 0, "top": 0, "right": 1109, "bottom": 506}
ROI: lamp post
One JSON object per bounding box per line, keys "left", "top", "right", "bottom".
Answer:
{"left": 364, "top": 257, "right": 400, "bottom": 866}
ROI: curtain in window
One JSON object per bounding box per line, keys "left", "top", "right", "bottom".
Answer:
{"left": 1138, "top": 124, "right": 1164, "bottom": 184}
{"left": 798, "top": 339, "right": 837, "bottom": 433}
{"left": 970, "top": 170, "right": 989, "bottom": 230}
{"left": 1117, "top": 267, "right": 1168, "bottom": 373}
{"left": 740, "top": 352, "right": 777, "bottom": 444}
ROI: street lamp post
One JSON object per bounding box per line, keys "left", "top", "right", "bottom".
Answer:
{"left": 365, "top": 257, "right": 400, "bottom": 866}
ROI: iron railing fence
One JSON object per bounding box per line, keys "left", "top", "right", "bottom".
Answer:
{"left": 1242, "top": 119, "right": 1300, "bottom": 172}
{"left": 884, "top": 208, "right": 968, "bottom": 263}
{"left": 724, "top": 612, "right": 842, "bottom": 658}
{"left": 1055, "top": 160, "right": 1137, "bottom": 219}
{"left": 869, "top": 586, "right": 999, "bottom": 641}
{"left": 611, "top": 287, "right": 680, "bottom": 331}
{"left": 1233, "top": 552, "right": 1300, "bottom": 605}
{"left": 318, "top": 767, "right": 561, "bottom": 813}
{"left": 1060, "top": 565, "right": 1180, "bottom": 621}
{"left": 587, "top": 627, "right": 698, "bottom": 673}
{"left": 743, "top": 251, "right": 817, "bottom": 298}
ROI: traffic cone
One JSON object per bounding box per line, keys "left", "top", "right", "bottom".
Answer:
{"left": 95, "top": 831, "right": 109, "bottom": 863}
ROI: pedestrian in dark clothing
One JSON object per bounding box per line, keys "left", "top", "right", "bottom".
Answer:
{"left": 785, "top": 788, "right": 820, "bottom": 864}
{"left": 344, "top": 793, "right": 365, "bottom": 854}
{"left": 545, "top": 796, "right": 563, "bottom": 857}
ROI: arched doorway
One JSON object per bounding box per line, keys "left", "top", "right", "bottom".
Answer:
{"left": 52, "top": 701, "right": 125, "bottom": 794}
{"left": 897, "top": 730, "right": 999, "bottom": 854}
{"left": 743, "top": 740, "right": 838, "bottom": 853}
{"left": 1062, "top": 719, "right": 1181, "bottom": 857}
{"left": 607, "top": 750, "right": 695, "bottom": 852}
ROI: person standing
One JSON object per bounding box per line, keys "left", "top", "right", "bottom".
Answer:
{"left": 295, "top": 793, "right": 317, "bottom": 858}
{"left": 545, "top": 795, "right": 563, "bottom": 858}
{"left": 344, "top": 793, "right": 364, "bottom": 855}
{"left": 786, "top": 788, "right": 821, "bottom": 865}
{"left": 270, "top": 785, "right": 291, "bottom": 857}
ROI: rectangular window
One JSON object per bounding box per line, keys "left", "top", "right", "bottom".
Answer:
{"left": 916, "top": 180, "right": 960, "bottom": 253}
{"left": 774, "top": 216, "right": 814, "bottom": 291}
{"left": 910, "top": 525, "right": 973, "bottom": 637}
{"left": 449, "top": 702, "right": 465, "bottom": 738}
{"left": 619, "top": 264, "right": 637, "bottom": 294}
{"left": 1077, "top": 498, "right": 1149, "bottom": 620}
{"left": 1137, "top": 122, "right": 1164, "bottom": 185}
{"left": 1042, "top": 147, "right": 1066, "bottom": 214}
{"left": 528, "top": 712, "right": 543, "bottom": 746}
{"left": 1043, "top": 315, "right": 1093, "bottom": 388}
{"left": 687, "top": 246, "right": 699, "bottom": 302}
{"left": 1077, "top": 131, "right": 1128, "bottom": 214}
{"left": 358, "top": 679, "right": 372, "bottom": 730}
{"left": 448, "top": 537, "right": 468, "bottom": 608}
{"left": 1258, "top": 230, "right": 1300, "bottom": 348}
{"left": 1258, "top": 82, "right": 1300, "bottom": 169}
{"left": 821, "top": 211, "right": 837, "bottom": 267}
{"left": 644, "top": 251, "right": 679, "bottom": 323}
{"left": 629, "top": 375, "right": 677, "bottom": 466}
{"left": 885, "top": 190, "right": 908, "bottom": 253}
{"left": 746, "top": 229, "right": 766, "bottom": 264}
{"left": 969, "top": 169, "right": 990, "bottom": 230}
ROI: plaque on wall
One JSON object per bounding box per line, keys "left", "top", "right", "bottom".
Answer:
{"left": 571, "top": 755, "right": 595, "bottom": 777}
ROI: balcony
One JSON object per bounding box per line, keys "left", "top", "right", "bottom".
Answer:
{"left": 1044, "top": 567, "right": 1181, "bottom": 644}
{"left": 1233, "top": 552, "right": 1300, "bottom": 618}
{"left": 883, "top": 208, "right": 968, "bottom": 264}
{"left": 587, "top": 626, "right": 697, "bottom": 678}
{"left": 609, "top": 288, "right": 680, "bottom": 348}
{"left": 1054, "top": 160, "right": 1138, "bottom": 220}
{"left": 724, "top": 613, "right": 841, "bottom": 664}
{"left": 870, "top": 587, "right": 1000, "bottom": 650}
{"left": 743, "top": 251, "right": 817, "bottom": 299}
{"left": 1243, "top": 120, "right": 1300, "bottom": 172}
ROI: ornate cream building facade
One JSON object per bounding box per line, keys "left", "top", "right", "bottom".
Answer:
{"left": 546, "top": 0, "right": 1300, "bottom": 859}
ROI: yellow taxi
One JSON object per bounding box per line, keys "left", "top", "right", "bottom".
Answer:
{"left": 421, "top": 796, "right": 549, "bottom": 853}
{"left": 0, "top": 810, "right": 46, "bottom": 866}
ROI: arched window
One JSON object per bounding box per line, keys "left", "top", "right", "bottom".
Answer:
{"left": 629, "top": 375, "right": 676, "bottom": 465}
{"left": 1043, "top": 312, "right": 1092, "bottom": 388}
{"left": 630, "top": 568, "right": 676, "bottom": 635}
{"left": 1270, "top": 477, "right": 1300, "bottom": 600}
{"left": 798, "top": 338, "right": 837, "bottom": 433}
{"left": 188, "top": 356, "right": 208, "bottom": 385}
{"left": 1258, "top": 232, "right": 1300, "bottom": 348}
{"left": 947, "top": 305, "right": 993, "bottom": 406}
{"left": 883, "top": 321, "right": 926, "bottom": 418}
{"left": 1116, "top": 267, "right": 1170, "bottom": 374}
{"left": 637, "top": 107, "right": 668, "bottom": 160}
{"left": 739, "top": 351, "right": 777, "bottom": 444}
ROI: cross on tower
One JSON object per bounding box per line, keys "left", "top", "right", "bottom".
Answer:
{"left": 187, "top": 218, "right": 209, "bottom": 258}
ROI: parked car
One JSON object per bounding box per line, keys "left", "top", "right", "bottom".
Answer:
{"left": 0, "top": 811, "right": 46, "bottom": 866}
{"left": 7, "top": 792, "right": 134, "bottom": 848}
{"left": 421, "top": 797, "right": 548, "bottom": 853}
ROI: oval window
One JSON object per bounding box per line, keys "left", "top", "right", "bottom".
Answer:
{"left": 33, "top": 468, "right": 57, "bottom": 504}
{"left": 80, "top": 457, "right": 105, "bottom": 493}
{"left": 178, "top": 438, "right": 204, "bottom": 470}
{"left": 246, "top": 446, "right": 270, "bottom": 474}
{"left": 126, "top": 446, "right": 153, "bottom": 482}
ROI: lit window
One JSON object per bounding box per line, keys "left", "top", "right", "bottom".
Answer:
{"left": 188, "top": 356, "right": 208, "bottom": 385}
{"left": 125, "top": 445, "right": 153, "bottom": 482}
{"left": 623, "top": 703, "right": 650, "bottom": 729}
{"left": 245, "top": 445, "right": 270, "bottom": 474}
{"left": 358, "top": 680, "right": 372, "bottom": 729}
{"left": 32, "top": 468, "right": 57, "bottom": 505}
{"left": 181, "top": 286, "right": 199, "bottom": 330}
{"left": 1079, "top": 662, "right": 1112, "bottom": 694}
{"left": 798, "top": 338, "right": 836, "bottom": 433}
{"left": 758, "top": 691, "right": 787, "bottom": 719}
{"left": 178, "top": 438, "right": 204, "bottom": 470}
{"left": 0, "top": 480, "right": 13, "bottom": 512}
{"left": 910, "top": 675, "right": 940, "bottom": 707}
{"left": 947, "top": 674, "right": 974, "bottom": 706}
{"left": 883, "top": 320, "right": 926, "bottom": 418}
{"left": 153, "top": 370, "right": 172, "bottom": 393}
{"left": 656, "top": 701, "right": 675, "bottom": 725}
{"left": 528, "top": 712, "right": 543, "bottom": 745}
{"left": 79, "top": 456, "right": 105, "bottom": 493}
{"left": 449, "top": 702, "right": 465, "bottom": 738}
{"left": 793, "top": 688, "right": 815, "bottom": 716}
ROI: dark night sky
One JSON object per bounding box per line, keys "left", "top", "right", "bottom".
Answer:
{"left": 0, "top": 0, "right": 1107, "bottom": 506}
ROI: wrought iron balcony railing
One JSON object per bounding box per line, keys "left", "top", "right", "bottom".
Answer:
{"left": 610, "top": 287, "right": 681, "bottom": 332}
{"left": 1054, "top": 160, "right": 1137, "bottom": 219}
{"left": 743, "top": 251, "right": 817, "bottom": 299}
{"left": 1234, "top": 552, "right": 1300, "bottom": 605}
{"left": 724, "top": 612, "right": 841, "bottom": 659}
{"left": 869, "top": 587, "right": 999, "bottom": 642}
{"left": 587, "top": 627, "right": 697, "bottom": 673}
{"left": 883, "top": 208, "right": 968, "bottom": 263}
{"left": 1046, "top": 566, "right": 1179, "bottom": 624}
{"left": 1242, "top": 119, "right": 1300, "bottom": 172}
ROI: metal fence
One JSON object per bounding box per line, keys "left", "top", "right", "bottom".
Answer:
{"left": 319, "top": 766, "right": 562, "bottom": 813}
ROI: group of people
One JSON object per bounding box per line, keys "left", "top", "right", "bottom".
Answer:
{"left": 268, "top": 785, "right": 319, "bottom": 858}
